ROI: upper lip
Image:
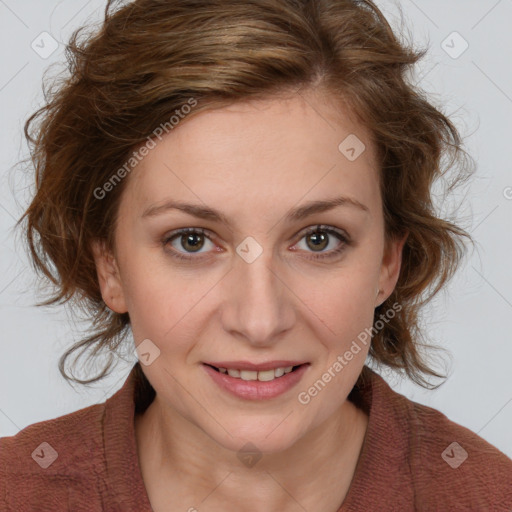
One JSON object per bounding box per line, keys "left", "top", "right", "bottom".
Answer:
{"left": 203, "top": 361, "right": 309, "bottom": 371}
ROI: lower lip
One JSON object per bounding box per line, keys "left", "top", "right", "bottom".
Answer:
{"left": 202, "top": 364, "right": 309, "bottom": 400}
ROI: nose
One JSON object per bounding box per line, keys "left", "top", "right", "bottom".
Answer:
{"left": 220, "top": 248, "right": 295, "bottom": 347}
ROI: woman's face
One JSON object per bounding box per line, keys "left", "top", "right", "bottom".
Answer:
{"left": 94, "top": 89, "right": 405, "bottom": 453}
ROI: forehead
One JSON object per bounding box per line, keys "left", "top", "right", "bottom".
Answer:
{"left": 123, "top": 90, "right": 380, "bottom": 218}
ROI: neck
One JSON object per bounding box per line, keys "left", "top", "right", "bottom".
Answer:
{"left": 135, "top": 394, "right": 368, "bottom": 512}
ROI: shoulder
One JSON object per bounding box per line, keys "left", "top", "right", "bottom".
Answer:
{"left": 0, "top": 400, "right": 107, "bottom": 511}
{"left": 389, "top": 383, "right": 512, "bottom": 508}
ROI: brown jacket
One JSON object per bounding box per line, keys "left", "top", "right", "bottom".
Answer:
{"left": 1, "top": 363, "right": 511, "bottom": 511}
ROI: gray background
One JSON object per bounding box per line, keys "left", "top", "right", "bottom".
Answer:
{"left": 1, "top": 0, "right": 511, "bottom": 459}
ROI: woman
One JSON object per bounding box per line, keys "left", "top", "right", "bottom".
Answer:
{"left": 1, "top": 0, "right": 511, "bottom": 510}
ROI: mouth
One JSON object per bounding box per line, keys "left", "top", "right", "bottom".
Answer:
{"left": 204, "top": 363, "right": 306, "bottom": 382}
{"left": 202, "top": 362, "right": 310, "bottom": 400}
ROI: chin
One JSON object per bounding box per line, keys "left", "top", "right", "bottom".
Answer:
{"left": 207, "top": 418, "right": 307, "bottom": 457}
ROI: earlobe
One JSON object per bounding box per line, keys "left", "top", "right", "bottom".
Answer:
{"left": 91, "top": 239, "right": 128, "bottom": 313}
{"left": 376, "top": 231, "right": 409, "bottom": 307}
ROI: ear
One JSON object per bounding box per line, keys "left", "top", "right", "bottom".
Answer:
{"left": 91, "top": 239, "right": 128, "bottom": 314}
{"left": 375, "top": 230, "right": 409, "bottom": 307}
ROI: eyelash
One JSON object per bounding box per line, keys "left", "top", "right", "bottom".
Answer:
{"left": 162, "top": 225, "right": 351, "bottom": 262}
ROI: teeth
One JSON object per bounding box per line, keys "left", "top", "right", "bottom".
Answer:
{"left": 240, "top": 370, "right": 258, "bottom": 381}
{"left": 217, "top": 366, "right": 300, "bottom": 381}
{"left": 274, "top": 367, "right": 285, "bottom": 377}
{"left": 257, "top": 370, "right": 275, "bottom": 382}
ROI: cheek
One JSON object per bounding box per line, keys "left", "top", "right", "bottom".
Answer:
{"left": 119, "top": 252, "right": 218, "bottom": 343}
{"left": 309, "top": 289, "right": 376, "bottom": 355}
{"left": 116, "top": 249, "right": 174, "bottom": 338}
{"left": 292, "top": 258, "right": 380, "bottom": 342}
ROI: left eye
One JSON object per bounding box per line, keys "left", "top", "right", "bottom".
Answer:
{"left": 295, "top": 226, "right": 347, "bottom": 254}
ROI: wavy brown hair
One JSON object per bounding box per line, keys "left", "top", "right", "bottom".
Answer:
{"left": 18, "top": 0, "right": 475, "bottom": 390}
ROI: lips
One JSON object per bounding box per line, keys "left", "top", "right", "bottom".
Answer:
{"left": 203, "top": 360, "right": 308, "bottom": 372}
{"left": 202, "top": 361, "right": 310, "bottom": 400}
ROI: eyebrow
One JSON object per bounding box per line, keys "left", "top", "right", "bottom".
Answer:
{"left": 141, "top": 195, "right": 370, "bottom": 226}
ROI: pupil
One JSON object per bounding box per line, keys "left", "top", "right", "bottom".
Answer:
{"left": 183, "top": 233, "right": 203, "bottom": 252}
{"left": 308, "top": 231, "right": 328, "bottom": 251}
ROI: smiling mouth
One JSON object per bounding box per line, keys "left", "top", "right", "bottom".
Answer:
{"left": 204, "top": 364, "right": 305, "bottom": 382}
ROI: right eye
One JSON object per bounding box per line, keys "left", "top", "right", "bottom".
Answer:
{"left": 162, "top": 227, "right": 218, "bottom": 261}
